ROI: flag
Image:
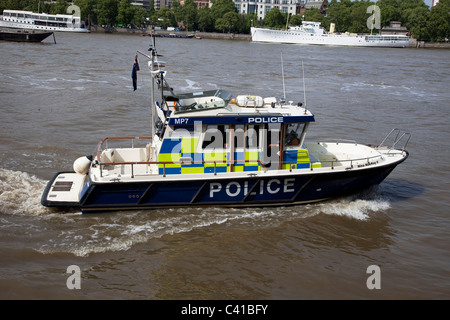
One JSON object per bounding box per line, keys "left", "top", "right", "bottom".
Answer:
{"left": 132, "top": 55, "right": 140, "bottom": 91}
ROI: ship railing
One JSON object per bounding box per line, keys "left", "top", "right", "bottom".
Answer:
{"left": 95, "top": 155, "right": 384, "bottom": 179}
{"left": 317, "top": 139, "right": 358, "bottom": 145}
{"left": 96, "top": 159, "right": 268, "bottom": 178}
{"left": 95, "top": 136, "right": 153, "bottom": 161}
{"left": 283, "top": 153, "right": 384, "bottom": 171}
{"left": 94, "top": 137, "right": 387, "bottom": 179}
{"left": 378, "top": 128, "right": 411, "bottom": 153}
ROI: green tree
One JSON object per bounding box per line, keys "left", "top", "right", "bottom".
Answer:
{"left": 215, "top": 11, "right": 239, "bottom": 32}
{"left": 264, "top": 8, "right": 286, "bottom": 28}
{"left": 325, "top": 0, "right": 353, "bottom": 32}
{"left": 149, "top": 0, "right": 155, "bottom": 16}
{"left": 210, "top": 0, "right": 237, "bottom": 21}
{"left": 377, "top": 0, "right": 402, "bottom": 26}
{"left": 117, "top": 0, "right": 135, "bottom": 26}
{"left": 198, "top": 7, "right": 214, "bottom": 32}
{"left": 153, "top": 8, "right": 176, "bottom": 29}
{"left": 182, "top": 0, "right": 198, "bottom": 31}
{"left": 132, "top": 6, "right": 148, "bottom": 28}
{"left": 402, "top": 5, "right": 429, "bottom": 39}
{"left": 303, "top": 9, "right": 324, "bottom": 24}
{"left": 398, "top": 0, "right": 428, "bottom": 39}
{"left": 289, "top": 14, "right": 302, "bottom": 26}
{"left": 171, "top": 0, "right": 183, "bottom": 23}
{"left": 239, "top": 12, "right": 253, "bottom": 33}
{"left": 74, "top": 0, "right": 98, "bottom": 25}
{"left": 426, "top": 0, "right": 450, "bottom": 41}
{"left": 50, "top": 0, "right": 68, "bottom": 14}
{"left": 348, "top": 0, "right": 373, "bottom": 33}
{"left": 97, "top": 0, "right": 118, "bottom": 27}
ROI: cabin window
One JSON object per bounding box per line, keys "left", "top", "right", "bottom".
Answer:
{"left": 246, "top": 125, "right": 261, "bottom": 149}
{"left": 234, "top": 125, "right": 245, "bottom": 148}
{"left": 202, "top": 125, "right": 228, "bottom": 150}
{"left": 261, "top": 123, "right": 281, "bottom": 169}
{"left": 284, "top": 123, "right": 306, "bottom": 146}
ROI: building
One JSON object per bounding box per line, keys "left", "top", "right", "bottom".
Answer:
{"left": 297, "top": 0, "right": 327, "bottom": 16}
{"left": 233, "top": 0, "right": 326, "bottom": 21}
{"left": 381, "top": 21, "right": 409, "bottom": 36}
{"left": 234, "top": 0, "right": 297, "bottom": 20}
{"left": 131, "top": 0, "right": 151, "bottom": 11}
{"left": 179, "top": 0, "right": 211, "bottom": 8}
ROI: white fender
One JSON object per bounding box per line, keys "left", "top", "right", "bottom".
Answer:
{"left": 73, "top": 156, "right": 92, "bottom": 175}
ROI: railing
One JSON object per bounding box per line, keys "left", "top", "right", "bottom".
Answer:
{"left": 95, "top": 137, "right": 269, "bottom": 178}
{"left": 94, "top": 137, "right": 390, "bottom": 179}
{"left": 96, "top": 159, "right": 268, "bottom": 178}
{"left": 317, "top": 139, "right": 358, "bottom": 145}
{"left": 95, "top": 136, "right": 153, "bottom": 163}
{"left": 378, "top": 128, "right": 411, "bottom": 152}
{"left": 283, "top": 153, "right": 384, "bottom": 171}
{"left": 95, "top": 156, "right": 385, "bottom": 179}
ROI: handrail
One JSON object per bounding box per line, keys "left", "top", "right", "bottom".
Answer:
{"left": 283, "top": 153, "right": 384, "bottom": 171}
{"left": 96, "top": 153, "right": 386, "bottom": 178}
{"left": 97, "top": 159, "right": 267, "bottom": 178}
{"left": 96, "top": 136, "right": 152, "bottom": 162}
{"left": 317, "top": 139, "right": 357, "bottom": 145}
{"left": 378, "top": 128, "right": 411, "bottom": 152}
{"left": 94, "top": 137, "right": 398, "bottom": 179}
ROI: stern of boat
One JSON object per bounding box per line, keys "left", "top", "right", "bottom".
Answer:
{"left": 41, "top": 171, "right": 88, "bottom": 208}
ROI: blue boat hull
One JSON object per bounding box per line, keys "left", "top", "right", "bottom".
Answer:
{"left": 76, "top": 159, "right": 404, "bottom": 213}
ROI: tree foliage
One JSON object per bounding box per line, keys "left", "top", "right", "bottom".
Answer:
{"left": 426, "top": 0, "right": 449, "bottom": 41}
{"left": 0, "top": 0, "right": 447, "bottom": 41}
{"left": 264, "top": 8, "right": 285, "bottom": 28}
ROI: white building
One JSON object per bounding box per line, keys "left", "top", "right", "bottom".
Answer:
{"left": 131, "top": 0, "right": 151, "bottom": 10}
{"left": 233, "top": 0, "right": 298, "bottom": 20}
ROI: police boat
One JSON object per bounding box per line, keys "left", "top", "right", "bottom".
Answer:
{"left": 41, "top": 46, "right": 409, "bottom": 213}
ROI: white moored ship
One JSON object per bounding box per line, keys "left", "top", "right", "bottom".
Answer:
{"left": 0, "top": 9, "right": 89, "bottom": 33}
{"left": 251, "top": 21, "right": 410, "bottom": 48}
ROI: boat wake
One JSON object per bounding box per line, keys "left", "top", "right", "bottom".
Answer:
{"left": 340, "top": 81, "right": 425, "bottom": 98}
{"left": 316, "top": 194, "right": 391, "bottom": 221}
{"left": 0, "top": 168, "right": 391, "bottom": 257}
{"left": 0, "top": 168, "right": 58, "bottom": 216}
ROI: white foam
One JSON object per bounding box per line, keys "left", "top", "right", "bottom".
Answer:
{"left": 0, "top": 168, "right": 54, "bottom": 216}
{"left": 317, "top": 196, "right": 391, "bottom": 221}
{"left": 0, "top": 168, "right": 391, "bottom": 257}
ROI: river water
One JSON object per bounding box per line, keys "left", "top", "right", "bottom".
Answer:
{"left": 0, "top": 32, "right": 449, "bottom": 300}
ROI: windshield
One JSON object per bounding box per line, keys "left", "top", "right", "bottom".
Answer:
{"left": 284, "top": 123, "right": 306, "bottom": 146}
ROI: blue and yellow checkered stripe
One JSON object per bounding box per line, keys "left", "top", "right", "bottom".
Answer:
{"left": 282, "top": 149, "right": 321, "bottom": 170}
{"left": 158, "top": 138, "right": 320, "bottom": 175}
{"left": 158, "top": 138, "right": 262, "bottom": 175}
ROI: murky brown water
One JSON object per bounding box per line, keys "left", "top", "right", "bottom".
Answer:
{"left": 0, "top": 32, "right": 449, "bottom": 301}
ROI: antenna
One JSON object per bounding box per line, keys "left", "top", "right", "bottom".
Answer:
{"left": 136, "top": 33, "right": 157, "bottom": 136}
{"left": 302, "top": 60, "right": 307, "bottom": 114}
{"left": 150, "top": 34, "right": 156, "bottom": 136}
{"left": 285, "top": 12, "right": 290, "bottom": 30}
{"left": 281, "top": 52, "right": 286, "bottom": 101}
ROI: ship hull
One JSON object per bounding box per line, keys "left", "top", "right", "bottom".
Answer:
{"left": 0, "top": 28, "right": 53, "bottom": 42}
{"left": 42, "top": 153, "right": 407, "bottom": 213}
{"left": 251, "top": 27, "right": 410, "bottom": 48}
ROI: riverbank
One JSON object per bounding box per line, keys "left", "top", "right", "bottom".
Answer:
{"left": 89, "top": 26, "right": 449, "bottom": 48}
{"left": 89, "top": 26, "right": 251, "bottom": 41}
{"left": 409, "top": 38, "right": 450, "bottom": 48}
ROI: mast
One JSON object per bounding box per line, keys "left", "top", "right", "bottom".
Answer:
{"left": 302, "top": 60, "right": 307, "bottom": 114}
{"left": 285, "top": 13, "right": 290, "bottom": 30}
{"left": 281, "top": 52, "right": 286, "bottom": 101}
{"left": 150, "top": 35, "right": 156, "bottom": 137}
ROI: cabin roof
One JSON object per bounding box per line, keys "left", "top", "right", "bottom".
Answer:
{"left": 167, "top": 102, "right": 314, "bottom": 126}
